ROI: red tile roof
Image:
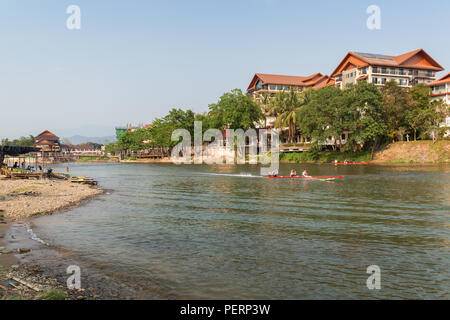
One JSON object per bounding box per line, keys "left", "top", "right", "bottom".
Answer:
{"left": 331, "top": 49, "right": 444, "bottom": 77}
{"left": 35, "top": 130, "right": 60, "bottom": 142}
{"left": 428, "top": 73, "right": 450, "bottom": 86}
{"left": 247, "top": 73, "right": 331, "bottom": 91}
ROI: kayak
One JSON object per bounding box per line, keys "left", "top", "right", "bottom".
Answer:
{"left": 266, "top": 175, "right": 343, "bottom": 181}
{"left": 331, "top": 162, "right": 373, "bottom": 165}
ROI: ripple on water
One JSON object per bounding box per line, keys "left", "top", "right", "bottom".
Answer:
{"left": 29, "top": 163, "right": 450, "bottom": 299}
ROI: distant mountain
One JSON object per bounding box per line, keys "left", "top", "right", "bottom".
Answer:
{"left": 62, "top": 135, "right": 117, "bottom": 146}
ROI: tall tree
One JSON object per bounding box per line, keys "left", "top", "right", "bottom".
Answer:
{"left": 346, "top": 81, "right": 387, "bottom": 157}
{"left": 408, "top": 84, "right": 432, "bottom": 141}
{"left": 273, "top": 89, "right": 308, "bottom": 143}
{"left": 428, "top": 99, "right": 448, "bottom": 141}
{"left": 208, "top": 89, "right": 264, "bottom": 130}
{"left": 380, "top": 80, "right": 414, "bottom": 141}
{"left": 298, "top": 86, "right": 349, "bottom": 151}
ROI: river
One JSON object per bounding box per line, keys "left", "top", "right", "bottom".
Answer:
{"left": 15, "top": 162, "right": 450, "bottom": 299}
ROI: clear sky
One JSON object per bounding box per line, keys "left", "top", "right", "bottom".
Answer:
{"left": 1, "top": 0, "right": 450, "bottom": 138}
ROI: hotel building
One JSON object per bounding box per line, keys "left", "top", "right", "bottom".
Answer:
{"left": 246, "top": 73, "right": 330, "bottom": 129}
{"left": 428, "top": 73, "right": 450, "bottom": 136}
{"left": 247, "top": 73, "right": 330, "bottom": 101}
{"left": 329, "top": 49, "right": 444, "bottom": 89}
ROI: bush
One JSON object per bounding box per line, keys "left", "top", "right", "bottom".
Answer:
{"left": 280, "top": 150, "right": 372, "bottom": 163}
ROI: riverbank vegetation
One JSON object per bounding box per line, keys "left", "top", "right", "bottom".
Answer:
{"left": 76, "top": 156, "right": 110, "bottom": 162}
{"left": 1, "top": 136, "right": 35, "bottom": 147}
{"left": 280, "top": 151, "right": 372, "bottom": 163}
{"left": 109, "top": 82, "right": 449, "bottom": 161}
{"left": 112, "top": 89, "right": 264, "bottom": 154}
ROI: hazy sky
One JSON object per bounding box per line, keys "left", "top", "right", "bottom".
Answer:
{"left": 1, "top": 0, "right": 450, "bottom": 138}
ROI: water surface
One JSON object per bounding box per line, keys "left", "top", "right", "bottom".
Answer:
{"left": 29, "top": 163, "right": 450, "bottom": 299}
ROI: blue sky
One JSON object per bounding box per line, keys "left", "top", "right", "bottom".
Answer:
{"left": 1, "top": 0, "right": 450, "bottom": 138}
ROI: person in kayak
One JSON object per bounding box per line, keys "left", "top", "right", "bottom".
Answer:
{"left": 290, "top": 169, "right": 297, "bottom": 177}
{"left": 269, "top": 169, "right": 278, "bottom": 177}
{"left": 302, "top": 169, "right": 310, "bottom": 177}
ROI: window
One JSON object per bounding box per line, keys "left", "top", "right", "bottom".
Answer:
{"left": 381, "top": 78, "right": 387, "bottom": 84}
{"left": 399, "top": 79, "right": 405, "bottom": 85}
{"left": 269, "top": 85, "right": 276, "bottom": 90}
{"left": 372, "top": 77, "right": 378, "bottom": 84}
{"left": 362, "top": 67, "right": 367, "bottom": 75}
{"left": 341, "top": 134, "right": 346, "bottom": 140}
{"left": 373, "top": 66, "right": 378, "bottom": 73}
{"left": 390, "top": 68, "right": 396, "bottom": 75}
{"left": 427, "top": 71, "right": 433, "bottom": 77}
{"left": 284, "top": 86, "right": 290, "bottom": 91}
{"left": 256, "top": 80, "right": 262, "bottom": 90}
{"left": 409, "top": 69, "right": 413, "bottom": 76}
{"left": 277, "top": 85, "right": 283, "bottom": 90}
{"left": 399, "top": 69, "right": 405, "bottom": 75}
{"left": 382, "top": 67, "right": 387, "bottom": 74}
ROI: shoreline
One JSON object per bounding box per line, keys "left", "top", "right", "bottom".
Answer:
{"left": 0, "top": 177, "right": 104, "bottom": 300}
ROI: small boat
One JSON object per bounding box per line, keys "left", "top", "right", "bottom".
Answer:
{"left": 266, "top": 175, "right": 343, "bottom": 181}
{"left": 331, "top": 162, "right": 373, "bottom": 165}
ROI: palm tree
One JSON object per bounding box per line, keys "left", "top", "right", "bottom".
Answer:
{"left": 272, "top": 89, "right": 309, "bottom": 143}
{"left": 258, "top": 92, "right": 272, "bottom": 128}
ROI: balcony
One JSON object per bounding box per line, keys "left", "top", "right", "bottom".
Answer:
{"left": 372, "top": 69, "right": 434, "bottom": 78}
{"left": 432, "top": 89, "right": 449, "bottom": 95}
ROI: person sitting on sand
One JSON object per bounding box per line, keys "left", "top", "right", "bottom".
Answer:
{"left": 290, "top": 169, "right": 297, "bottom": 177}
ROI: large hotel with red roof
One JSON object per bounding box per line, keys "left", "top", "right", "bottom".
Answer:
{"left": 246, "top": 48, "right": 449, "bottom": 131}
{"left": 247, "top": 49, "right": 444, "bottom": 96}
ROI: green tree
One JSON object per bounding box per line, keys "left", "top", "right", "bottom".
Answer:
{"left": 408, "top": 84, "right": 432, "bottom": 141}
{"left": 208, "top": 89, "right": 264, "bottom": 130}
{"left": 346, "top": 81, "right": 387, "bottom": 157}
{"left": 163, "top": 108, "right": 196, "bottom": 137}
{"left": 380, "top": 80, "right": 414, "bottom": 141}
{"left": 298, "top": 85, "right": 349, "bottom": 151}
{"left": 117, "top": 128, "right": 152, "bottom": 151}
{"left": 428, "top": 99, "right": 448, "bottom": 141}
{"left": 273, "top": 89, "right": 308, "bottom": 143}
{"left": 1, "top": 135, "right": 35, "bottom": 147}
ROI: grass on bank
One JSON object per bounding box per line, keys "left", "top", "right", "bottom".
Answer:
{"left": 76, "top": 156, "right": 110, "bottom": 162}
{"left": 37, "top": 289, "right": 68, "bottom": 300}
{"left": 280, "top": 150, "right": 372, "bottom": 163}
{"left": 430, "top": 140, "right": 450, "bottom": 163}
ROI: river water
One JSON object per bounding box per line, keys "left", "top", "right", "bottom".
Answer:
{"left": 21, "top": 163, "right": 450, "bottom": 299}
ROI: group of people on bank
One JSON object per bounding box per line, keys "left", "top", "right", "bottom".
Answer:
{"left": 12, "top": 161, "right": 42, "bottom": 171}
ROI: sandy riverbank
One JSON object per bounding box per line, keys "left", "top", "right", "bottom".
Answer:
{"left": 0, "top": 178, "right": 103, "bottom": 220}
{"left": 0, "top": 177, "right": 104, "bottom": 299}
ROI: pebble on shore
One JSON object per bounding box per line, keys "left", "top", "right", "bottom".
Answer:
{"left": 0, "top": 178, "right": 103, "bottom": 220}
